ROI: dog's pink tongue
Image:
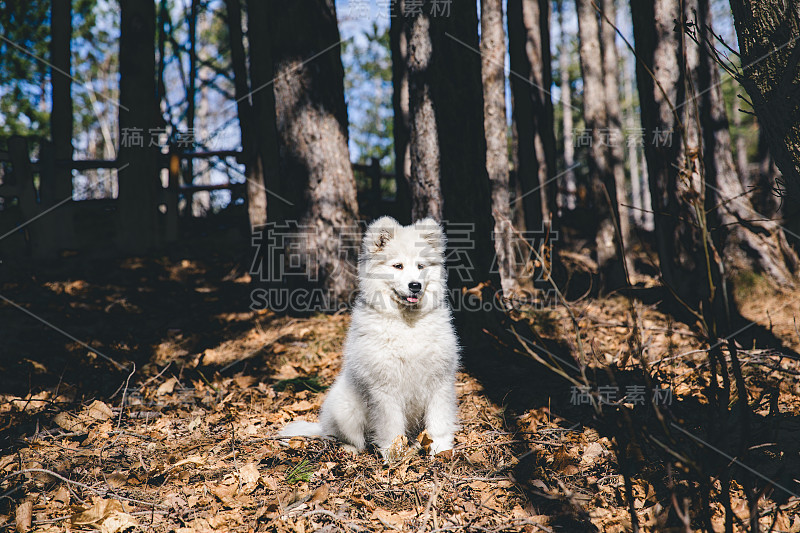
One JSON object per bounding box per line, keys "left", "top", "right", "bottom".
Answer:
{"left": 406, "top": 296, "right": 419, "bottom": 303}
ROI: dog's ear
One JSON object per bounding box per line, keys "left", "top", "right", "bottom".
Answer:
{"left": 414, "top": 217, "right": 446, "bottom": 255}
{"left": 364, "top": 216, "right": 400, "bottom": 255}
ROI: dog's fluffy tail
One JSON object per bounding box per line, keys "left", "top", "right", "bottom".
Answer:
{"left": 280, "top": 421, "right": 324, "bottom": 438}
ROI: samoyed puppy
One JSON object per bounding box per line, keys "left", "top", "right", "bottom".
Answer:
{"left": 281, "top": 216, "right": 459, "bottom": 457}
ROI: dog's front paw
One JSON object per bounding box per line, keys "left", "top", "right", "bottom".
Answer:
{"left": 430, "top": 436, "right": 453, "bottom": 456}
{"left": 341, "top": 444, "right": 361, "bottom": 455}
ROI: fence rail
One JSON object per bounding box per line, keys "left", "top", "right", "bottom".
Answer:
{"left": 0, "top": 138, "right": 394, "bottom": 256}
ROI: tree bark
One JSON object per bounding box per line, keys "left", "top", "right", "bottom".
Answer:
{"left": 269, "top": 0, "right": 361, "bottom": 304}
{"left": 576, "top": 0, "right": 627, "bottom": 287}
{"left": 623, "top": 49, "right": 653, "bottom": 231}
{"left": 731, "top": 101, "right": 749, "bottom": 187}
{"left": 729, "top": 0, "right": 800, "bottom": 202}
{"left": 225, "top": 0, "right": 267, "bottom": 231}
{"left": 390, "top": 0, "right": 412, "bottom": 224}
{"left": 695, "top": 0, "right": 798, "bottom": 286}
{"left": 404, "top": 1, "right": 501, "bottom": 345}
{"left": 406, "top": 11, "right": 443, "bottom": 221}
{"left": 480, "top": 0, "right": 515, "bottom": 294}
{"left": 47, "top": 0, "right": 75, "bottom": 254}
{"left": 557, "top": 0, "right": 576, "bottom": 213}
{"left": 623, "top": 53, "right": 642, "bottom": 228}
{"left": 185, "top": 0, "right": 198, "bottom": 204}
{"left": 509, "top": 114, "right": 527, "bottom": 232}
{"left": 507, "top": 0, "right": 558, "bottom": 236}
{"left": 246, "top": 0, "right": 281, "bottom": 226}
{"left": 598, "top": 0, "right": 632, "bottom": 254}
{"left": 118, "top": 0, "right": 160, "bottom": 252}
{"left": 632, "top": 0, "right": 797, "bottom": 322}
{"left": 632, "top": 0, "right": 717, "bottom": 317}
{"left": 754, "top": 126, "right": 781, "bottom": 218}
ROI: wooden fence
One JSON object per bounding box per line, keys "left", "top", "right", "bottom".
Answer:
{"left": 0, "top": 136, "right": 392, "bottom": 256}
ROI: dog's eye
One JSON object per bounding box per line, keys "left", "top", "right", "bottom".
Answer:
{"left": 393, "top": 263, "right": 403, "bottom": 270}
{"left": 417, "top": 264, "right": 425, "bottom": 270}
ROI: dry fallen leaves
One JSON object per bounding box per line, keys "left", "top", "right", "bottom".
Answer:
{"left": 71, "top": 498, "right": 139, "bottom": 533}
{"left": 5, "top": 271, "right": 800, "bottom": 532}
{"left": 15, "top": 501, "right": 32, "bottom": 533}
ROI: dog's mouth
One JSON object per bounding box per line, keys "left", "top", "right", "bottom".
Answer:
{"left": 395, "top": 290, "right": 421, "bottom": 305}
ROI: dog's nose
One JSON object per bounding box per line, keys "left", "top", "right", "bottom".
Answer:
{"left": 408, "top": 281, "right": 422, "bottom": 293}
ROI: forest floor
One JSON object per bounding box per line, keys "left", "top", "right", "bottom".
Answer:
{"left": 2, "top": 242, "right": 800, "bottom": 532}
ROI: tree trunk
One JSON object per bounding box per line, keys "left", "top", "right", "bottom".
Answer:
{"left": 269, "top": 0, "right": 361, "bottom": 305}
{"left": 754, "top": 126, "right": 781, "bottom": 218}
{"left": 157, "top": 0, "right": 167, "bottom": 105}
{"left": 632, "top": 0, "right": 797, "bottom": 322}
{"left": 47, "top": 0, "right": 75, "bottom": 255}
{"left": 729, "top": 0, "right": 800, "bottom": 202}
{"left": 390, "top": 0, "right": 412, "bottom": 224}
{"left": 632, "top": 0, "right": 717, "bottom": 317}
{"left": 406, "top": 11, "right": 443, "bottom": 221}
{"left": 598, "top": 0, "right": 632, "bottom": 256}
{"left": 639, "top": 145, "right": 653, "bottom": 231}
{"left": 481, "top": 0, "right": 516, "bottom": 294}
{"left": 185, "top": 0, "right": 198, "bottom": 206}
{"left": 623, "top": 54, "right": 642, "bottom": 228}
{"left": 576, "top": 0, "right": 626, "bottom": 287}
{"left": 118, "top": 0, "right": 160, "bottom": 252}
{"left": 404, "top": 1, "right": 501, "bottom": 343}
{"left": 507, "top": 0, "right": 558, "bottom": 235}
{"left": 225, "top": 0, "right": 267, "bottom": 231}
{"left": 509, "top": 115, "right": 527, "bottom": 232}
{"left": 731, "top": 102, "right": 749, "bottom": 186}
{"left": 246, "top": 0, "right": 280, "bottom": 226}
{"left": 696, "top": 0, "right": 798, "bottom": 286}
{"left": 557, "top": 0, "right": 576, "bottom": 213}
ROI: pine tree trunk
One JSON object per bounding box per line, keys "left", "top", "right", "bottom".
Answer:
{"left": 576, "top": 0, "right": 626, "bottom": 286}
{"left": 623, "top": 56, "right": 642, "bottom": 228}
{"left": 118, "top": 0, "right": 160, "bottom": 252}
{"left": 639, "top": 147, "right": 653, "bottom": 231}
{"left": 598, "top": 0, "right": 632, "bottom": 256}
{"left": 696, "top": 0, "right": 798, "bottom": 286}
{"left": 632, "top": 0, "right": 714, "bottom": 313}
{"left": 557, "top": 0, "right": 576, "bottom": 212}
{"left": 507, "top": 0, "right": 558, "bottom": 235}
{"left": 47, "top": 0, "right": 75, "bottom": 254}
{"left": 755, "top": 127, "right": 781, "bottom": 218}
{"left": 225, "top": 0, "right": 268, "bottom": 231}
{"left": 246, "top": 0, "right": 280, "bottom": 226}
{"left": 406, "top": 11, "right": 443, "bottom": 221}
{"left": 731, "top": 103, "right": 749, "bottom": 186}
{"left": 404, "top": 1, "right": 501, "bottom": 343}
{"left": 729, "top": 0, "right": 800, "bottom": 202}
{"left": 509, "top": 119, "right": 527, "bottom": 231}
{"left": 390, "top": 0, "right": 412, "bottom": 224}
{"left": 185, "top": 0, "right": 198, "bottom": 206}
{"left": 481, "top": 0, "right": 516, "bottom": 294}
{"left": 269, "top": 0, "right": 360, "bottom": 304}
{"left": 632, "top": 0, "right": 797, "bottom": 319}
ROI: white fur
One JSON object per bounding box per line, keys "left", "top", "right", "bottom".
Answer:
{"left": 281, "top": 216, "right": 459, "bottom": 457}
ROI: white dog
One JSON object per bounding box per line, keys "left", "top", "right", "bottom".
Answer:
{"left": 281, "top": 216, "right": 459, "bottom": 457}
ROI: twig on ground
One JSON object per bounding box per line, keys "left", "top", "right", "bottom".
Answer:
{"left": 298, "top": 509, "right": 365, "bottom": 531}
{"left": 0, "top": 468, "right": 167, "bottom": 509}
{"left": 417, "top": 474, "right": 441, "bottom": 532}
